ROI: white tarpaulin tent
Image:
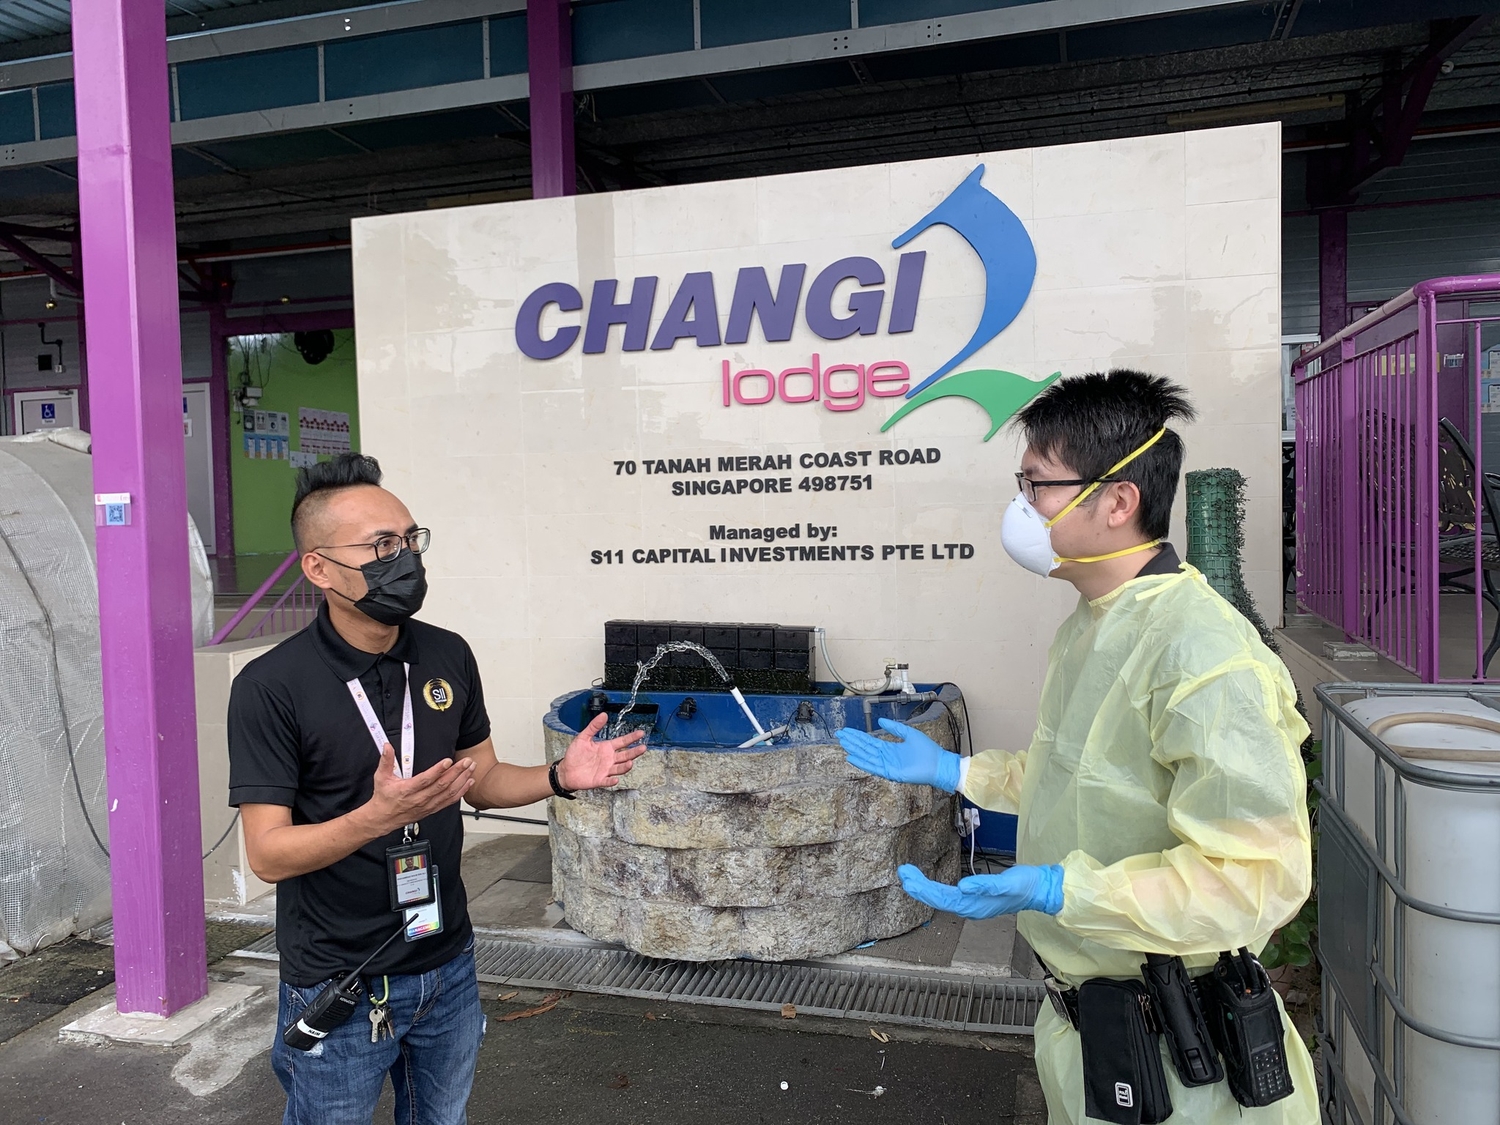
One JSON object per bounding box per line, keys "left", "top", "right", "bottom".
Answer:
{"left": 0, "top": 429, "right": 212, "bottom": 958}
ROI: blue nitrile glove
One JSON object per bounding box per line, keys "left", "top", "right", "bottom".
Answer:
{"left": 897, "top": 863, "right": 1065, "bottom": 918}
{"left": 836, "top": 718, "right": 962, "bottom": 792}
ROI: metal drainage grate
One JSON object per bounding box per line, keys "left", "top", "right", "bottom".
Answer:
{"left": 233, "top": 931, "right": 280, "bottom": 960}
{"left": 473, "top": 939, "right": 1043, "bottom": 1035}
{"left": 227, "top": 932, "right": 1043, "bottom": 1035}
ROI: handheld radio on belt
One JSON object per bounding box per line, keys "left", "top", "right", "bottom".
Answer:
{"left": 1198, "top": 948, "right": 1296, "bottom": 1107}
{"left": 281, "top": 919, "right": 408, "bottom": 1051}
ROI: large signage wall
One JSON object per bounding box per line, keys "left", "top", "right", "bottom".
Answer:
{"left": 352, "top": 122, "right": 1282, "bottom": 785}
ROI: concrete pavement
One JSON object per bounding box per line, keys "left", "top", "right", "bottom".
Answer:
{"left": 1, "top": 954, "right": 1043, "bottom": 1125}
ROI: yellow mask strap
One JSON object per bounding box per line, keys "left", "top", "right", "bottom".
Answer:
{"left": 1042, "top": 427, "right": 1168, "bottom": 530}
{"left": 1058, "top": 538, "right": 1162, "bottom": 565}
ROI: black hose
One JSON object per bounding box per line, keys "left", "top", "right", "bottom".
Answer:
{"left": 467, "top": 809, "right": 549, "bottom": 827}
{"left": 203, "top": 810, "right": 240, "bottom": 860}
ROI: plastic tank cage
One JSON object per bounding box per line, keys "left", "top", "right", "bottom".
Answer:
{"left": 1316, "top": 682, "right": 1500, "bottom": 1125}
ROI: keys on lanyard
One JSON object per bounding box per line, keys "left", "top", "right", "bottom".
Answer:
{"left": 368, "top": 978, "right": 392, "bottom": 1043}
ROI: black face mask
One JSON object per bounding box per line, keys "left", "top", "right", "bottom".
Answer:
{"left": 328, "top": 549, "right": 428, "bottom": 625}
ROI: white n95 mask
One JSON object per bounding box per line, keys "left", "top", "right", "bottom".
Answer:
{"left": 1001, "top": 493, "right": 1060, "bottom": 576}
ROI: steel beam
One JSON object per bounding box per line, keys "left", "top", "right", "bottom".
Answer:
{"left": 1310, "top": 16, "right": 1491, "bottom": 205}
{"left": 527, "top": 0, "right": 573, "bottom": 198}
{"left": 1319, "top": 208, "right": 1348, "bottom": 339}
{"left": 0, "top": 226, "right": 79, "bottom": 292}
{"left": 73, "top": 0, "right": 207, "bottom": 1016}
{"left": 172, "top": 73, "right": 528, "bottom": 145}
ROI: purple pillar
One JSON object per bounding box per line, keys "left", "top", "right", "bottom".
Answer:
{"left": 527, "top": 0, "right": 575, "bottom": 198}
{"left": 73, "top": 0, "right": 208, "bottom": 1015}
{"left": 1319, "top": 208, "right": 1348, "bottom": 340}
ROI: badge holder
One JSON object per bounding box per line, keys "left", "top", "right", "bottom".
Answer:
{"left": 386, "top": 836, "right": 435, "bottom": 911}
{"left": 403, "top": 868, "right": 443, "bottom": 942}
{"left": 387, "top": 833, "right": 443, "bottom": 942}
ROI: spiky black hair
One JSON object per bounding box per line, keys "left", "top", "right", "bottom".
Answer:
{"left": 290, "top": 452, "right": 383, "bottom": 552}
{"left": 1013, "top": 369, "right": 1197, "bottom": 540}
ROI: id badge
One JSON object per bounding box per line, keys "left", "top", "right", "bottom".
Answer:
{"left": 386, "top": 839, "right": 434, "bottom": 911}
{"left": 404, "top": 867, "right": 444, "bottom": 942}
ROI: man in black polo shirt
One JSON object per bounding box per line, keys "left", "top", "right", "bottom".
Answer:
{"left": 229, "top": 453, "right": 645, "bottom": 1125}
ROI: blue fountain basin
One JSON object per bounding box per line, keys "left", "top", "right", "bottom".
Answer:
{"left": 545, "top": 682, "right": 959, "bottom": 751}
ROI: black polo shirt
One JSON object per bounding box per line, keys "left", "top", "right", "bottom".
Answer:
{"left": 228, "top": 602, "right": 490, "bottom": 985}
{"left": 1137, "top": 541, "right": 1182, "bottom": 578}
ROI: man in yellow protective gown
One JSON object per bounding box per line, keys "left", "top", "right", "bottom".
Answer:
{"left": 839, "top": 371, "right": 1316, "bottom": 1124}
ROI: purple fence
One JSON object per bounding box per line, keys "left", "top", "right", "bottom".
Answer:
{"left": 207, "top": 550, "right": 324, "bottom": 645}
{"left": 1294, "top": 275, "right": 1500, "bottom": 681}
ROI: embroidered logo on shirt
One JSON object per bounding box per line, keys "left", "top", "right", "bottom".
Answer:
{"left": 423, "top": 678, "right": 454, "bottom": 711}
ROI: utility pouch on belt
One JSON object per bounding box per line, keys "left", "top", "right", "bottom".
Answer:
{"left": 1077, "top": 978, "right": 1173, "bottom": 1125}
{"left": 1141, "top": 953, "right": 1223, "bottom": 1088}
{"left": 1197, "top": 948, "right": 1295, "bottom": 1108}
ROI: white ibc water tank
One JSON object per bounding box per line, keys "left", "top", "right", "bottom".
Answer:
{"left": 1339, "top": 694, "right": 1500, "bottom": 1125}
{"left": 0, "top": 429, "right": 213, "bottom": 959}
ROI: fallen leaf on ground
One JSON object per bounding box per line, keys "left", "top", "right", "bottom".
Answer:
{"left": 644, "top": 1011, "right": 657, "bottom": 1020}
{"left": 609, "top": 1073, "right": 630, "bottom": 1090}
{"left": 498, "top": 991, "right": 519, "bottom": 1002}
{"left": 781, "top": 1003, "right": 797, "bottom": 1019}
{"left": 497, "top": 991, "right": 562, "bottom": 1022}
{"left": 869, "top": 1028, "right": 890, "bottom": 1043}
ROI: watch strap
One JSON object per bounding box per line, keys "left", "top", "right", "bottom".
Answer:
{"left": 548, "top": 760, "right": 577, "bottom": 800}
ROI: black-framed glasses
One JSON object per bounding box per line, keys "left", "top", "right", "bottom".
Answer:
{"left": 319, "top": 528, "right": 431, "bottom": 564}
{"left": 1014, "top": 473, "right": 1113, "bottom": 505}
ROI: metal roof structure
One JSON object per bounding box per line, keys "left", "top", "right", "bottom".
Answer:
{"left": 0, "top": 0, "right": 390, "bottom": 54}
{"left": 0, "top": 0, "right": 1495, "bottom": 264}
{"left": 0, "top": 0, "right": 269, "bottom": 42}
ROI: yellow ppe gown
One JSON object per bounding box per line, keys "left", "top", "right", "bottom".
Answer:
{"left": 962, "top": 562, "right": 1317, "bottom": 1125}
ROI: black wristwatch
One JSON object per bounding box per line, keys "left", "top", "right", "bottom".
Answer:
{"left": 548, "top": 760, "right": 577, "bottom": 800}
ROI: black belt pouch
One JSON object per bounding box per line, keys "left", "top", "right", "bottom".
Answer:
{"left": 1077, "top": 978, "right": 1173, "bottom": 1125}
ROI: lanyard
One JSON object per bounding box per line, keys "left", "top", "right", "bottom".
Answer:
{"left": 347, "top": 664, "right": 417, "bottom": 839}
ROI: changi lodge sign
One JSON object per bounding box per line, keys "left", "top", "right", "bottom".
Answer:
{"left": 352, "top": 123, "right": 1283, "bottom": 762}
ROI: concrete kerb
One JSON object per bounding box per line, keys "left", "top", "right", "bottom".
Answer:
{"left": 59, "top": 980, "right": 262, "bottom": 1048}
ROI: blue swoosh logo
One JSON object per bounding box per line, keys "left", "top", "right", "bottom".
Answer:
{"left": 893, "top": 165, "right": 1036, "bottom": 398}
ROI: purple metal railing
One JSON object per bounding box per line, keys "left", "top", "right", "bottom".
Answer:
{"left": 207, "top": 550, "right": 323, "bottom": 645}
{"left": 1294, "top": 274, "right": 1500, "bottom": 681}
{"left": 242, "top": 569, "right": 325, "bottom": 640}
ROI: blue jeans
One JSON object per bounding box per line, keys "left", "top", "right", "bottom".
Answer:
{"left": 271, "top": 942, "right": 486, "bottom": 1125}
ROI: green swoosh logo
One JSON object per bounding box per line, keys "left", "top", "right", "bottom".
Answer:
{"left": 880, "top": 369, "right": 1060, "bottom": 441}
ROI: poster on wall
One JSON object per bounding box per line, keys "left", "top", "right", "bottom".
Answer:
{"left": 352, "top": 123, "right": 1283, "bottom": 761}
{"left": 242, "top": 410, "right": 290, "bottom": 460}
{"left": 299, "top": 407, "right": 352, "bottom": 455}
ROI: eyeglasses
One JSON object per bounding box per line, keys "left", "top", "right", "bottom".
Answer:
{"left": 318, "top": 528, "right": 431, "bottom": 564}
{"left": 1014, "top": 473, "right": 1114, "bottom": 505}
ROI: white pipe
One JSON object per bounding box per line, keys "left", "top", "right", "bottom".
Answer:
{"left": 738, "top": 724, "right": 789, "bottom": 749}
{"left": 816, "top": 627, "right": 892, "bottom": 696}
{"left": 730, "top": 686, "right": 765, "bottom": 736}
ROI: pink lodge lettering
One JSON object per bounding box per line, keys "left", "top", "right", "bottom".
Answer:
{"left": 721, "top": 354, "right": 909, "bottom": 413}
